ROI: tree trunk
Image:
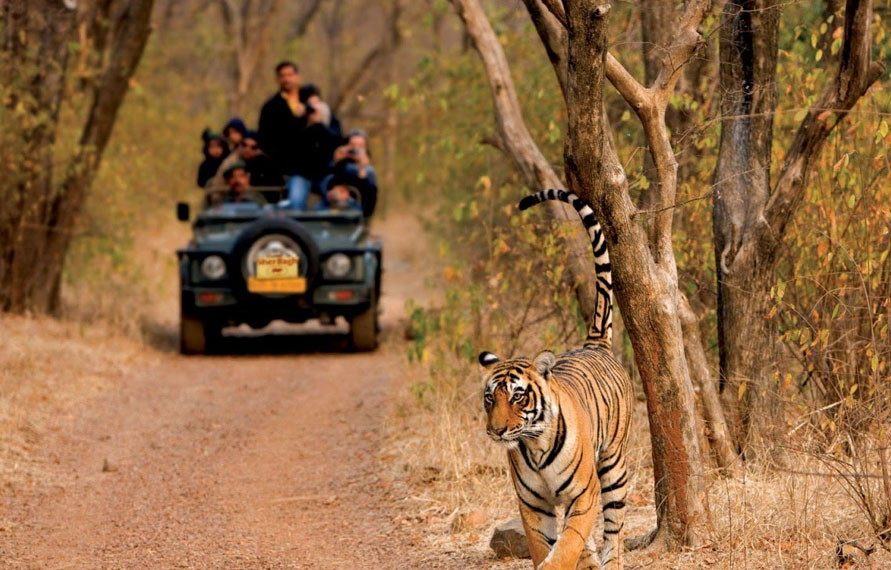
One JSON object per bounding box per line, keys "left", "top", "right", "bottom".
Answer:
{"left": 679, "top": 294, "right": 740, "bottom": 474}
{"left": 0, "top": 0, "right": 155, "bottom": 314}
{"left": 482, "top": 0, "right": 711, "bottom": 548}
{"left": 712, "top": 0, "right": 782, "bottom": 454}
{"left": 713, "top": 0, "right": 883, "bottom": 455}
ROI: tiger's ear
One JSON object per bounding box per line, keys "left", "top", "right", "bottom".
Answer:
{"left": 533, "top": 350, "right": 556, "bottom": 377}
{"left": 479, "top": 351, "right": 500, "bottom": 368}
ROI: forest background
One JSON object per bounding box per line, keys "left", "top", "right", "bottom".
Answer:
{"left": 1, "top": 0, "right": 891, "bottom": 568}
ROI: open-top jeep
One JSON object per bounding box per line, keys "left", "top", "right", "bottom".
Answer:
{"left": 175, "top": 187, "right": 381, "bottom": 354}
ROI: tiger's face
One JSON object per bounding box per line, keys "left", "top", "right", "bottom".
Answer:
{"left": 479, "top": 350, "right": 556, "bottom": 446}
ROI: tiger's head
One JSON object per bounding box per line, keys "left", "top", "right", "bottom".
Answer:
{"left": 479, "top": 350, "right": 557, "bottom": 446}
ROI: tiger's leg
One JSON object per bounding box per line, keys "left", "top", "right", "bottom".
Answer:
{"left": 516, "top": 500, "right": 558, "bottom": 569}
{"left": 510, "top": 460, "right": 558, "bottom": 568}
{"left": 597, "top": 451, "right": 629, "bottom": 569}
{"left": 575, "top": 536, "right": 598, "bottom": 570}
{"left": 539, "top": 486, "right": 600, "bottom": 570}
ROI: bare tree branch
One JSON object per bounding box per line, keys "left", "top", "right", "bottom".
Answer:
{"left": 600, "top": 0, "right": 710, "bottom": 263}
{"left": 649, "top": 0, "right": 711, "bottom": 96}
{"left": 291, "top": 0, "right": 323, "bottom": 38}
{"left": 540, "top": 0, "right": 566, "bottom": 27}
{"left": 679, "top": 294, "right": 741, "bottom": 475}
{"left": 564, "top": 0, "right": 707, "bottom": 545}
{"left": 330, "top": 43, "right": 386, "bottom": 112}
{"left": 218, "top": 0, "right": 285, "bottom": 115}
{"left": 450, "top": 0, "right": 601, "bottom": 320}
{"left": 520, "top": 0, "right": 568, "bottom": 98}
{"left": 605, "top": 54, "right": 649, "bottom": 110}
{"left": 762, "top": 0, "right": 884, "bottom": 254}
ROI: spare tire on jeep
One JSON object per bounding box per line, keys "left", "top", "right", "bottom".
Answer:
{"left": 229, "top": 218, "right": 320, "bottom": 301}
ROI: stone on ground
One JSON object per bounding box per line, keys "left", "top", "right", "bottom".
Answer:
{"left": 489, "top": 518, "right": 530, "bottom": 559}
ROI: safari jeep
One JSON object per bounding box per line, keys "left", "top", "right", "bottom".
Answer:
{"left": 175, "top": 188, "right": 381, "bottom": 354}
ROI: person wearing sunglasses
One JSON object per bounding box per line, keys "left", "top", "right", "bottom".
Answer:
{"left": 209, "top": 130, "right": 282, "bottom": 188}
{"left": 238, "top": 131, "right": 282, "bottom": 187}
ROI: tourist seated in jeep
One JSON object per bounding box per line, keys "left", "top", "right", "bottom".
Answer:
{"left": 197, "top": 130, "right": 229, "bottom": 188}
{"left": 324, "top": 129, "right": 378, "bottom": 217}
{"left": 313, "top": 175, "right": 361, "bottom": 212}
{"left": 222, "top": 117, "right": 247, "bottom": 152}
{"left": 209, "top": 130, "right": 283, "bottom": 188}
{"left": 206, "top": 162, "right": 267, "bottom": 209}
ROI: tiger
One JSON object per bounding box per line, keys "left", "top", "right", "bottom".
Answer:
{"left": 479, "top": 189, "right": 632, "bottom": 570}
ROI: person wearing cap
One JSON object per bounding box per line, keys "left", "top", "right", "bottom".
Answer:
{"left": 206, "top": 162, "right": 265, "bottom": 208}
{"left": 325, "top": 129, "right": 378, "bottom": 216}
{"left": 314, "top": 174, "right": 361, "bottom": 212}
{"left": 197, "top": 130, "right": 229, "bottom": 187}
{"left": 209, "top": 129, "right": 282, "bottom": 188}
{"left": 222, "top": 117, "right": 247, "bottom": 151}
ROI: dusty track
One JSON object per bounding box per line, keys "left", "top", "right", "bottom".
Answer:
{"left": 0, "top": 214, "right": 454, "bottom": 570}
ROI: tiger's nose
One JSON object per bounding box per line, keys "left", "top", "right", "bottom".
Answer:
{"left": 490, "top": 426, "right": 507, "bottom": 436}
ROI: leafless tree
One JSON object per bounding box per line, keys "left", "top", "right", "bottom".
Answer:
{"left": 220, "top": 0, "right": 283, "bottom": 116}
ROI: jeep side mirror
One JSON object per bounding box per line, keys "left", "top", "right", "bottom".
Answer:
{"left": 176, "top": 202, "right": 190, "bottom": 222}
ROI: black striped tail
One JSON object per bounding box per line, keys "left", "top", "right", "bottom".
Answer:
{"left": 518, "top": 189, "right": 613, "bottom": 348}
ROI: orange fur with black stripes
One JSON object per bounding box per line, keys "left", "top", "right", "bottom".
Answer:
{"left": 480, "top": 190, "right": 631, "bottom": 570}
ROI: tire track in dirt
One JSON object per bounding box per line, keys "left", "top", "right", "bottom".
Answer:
{"left": 0, "top": 213, "right": 451, "bottom": 570}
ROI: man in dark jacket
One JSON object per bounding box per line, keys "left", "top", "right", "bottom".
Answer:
{"left": 258, "top": 62, "right": 341, "bottom": 209}
{"left": 258, "top": 61, "right": 306, "bottom": 174}
{"left": 240, "top": 131, "right": 282, "bottom": 187}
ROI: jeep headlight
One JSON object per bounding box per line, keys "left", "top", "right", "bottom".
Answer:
{"left": 325, "top": 253, "right": 352, "bottom": 278}
{"left": 201, "top": 255, "right": 227, "bottom": 280}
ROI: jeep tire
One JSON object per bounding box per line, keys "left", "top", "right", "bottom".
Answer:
{"left": 180, "top": 314, "right": 221, "bottom": 355}
{"left": 350, "top": 295, "right": 378, "bottom": 351}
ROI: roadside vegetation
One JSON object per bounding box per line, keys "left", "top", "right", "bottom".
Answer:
{"left": 390, "top": 1, "right": 891, "bottom": 567}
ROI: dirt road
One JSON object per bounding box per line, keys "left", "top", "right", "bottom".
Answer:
{"left": 0, "top": 214, "right": 461, "bottom": 569}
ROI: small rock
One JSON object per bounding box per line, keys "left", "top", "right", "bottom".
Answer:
{"left": 451, "top": 509, "right": 487, "bottom": 532}
{"left": 490, "top": 518, "right": 530, "bottom": 559}
{"left": 102, "top": 458, "right": 118, "bottom": 473}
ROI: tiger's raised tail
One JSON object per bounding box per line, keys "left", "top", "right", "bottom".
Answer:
{"left": 518, "top": 189, "right": 612, "bottom": 349}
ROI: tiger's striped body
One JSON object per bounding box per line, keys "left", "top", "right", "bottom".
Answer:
{"left": 480, "top": 190, "right": 632, "bottom": 570}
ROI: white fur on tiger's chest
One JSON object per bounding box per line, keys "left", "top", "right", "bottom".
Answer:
{"left": 508, "top": 427, "right": 587, "bottom": 507}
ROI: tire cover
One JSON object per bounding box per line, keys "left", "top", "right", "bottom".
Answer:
{"left": 229, "top": 217, "right": 320, "bottom": 301}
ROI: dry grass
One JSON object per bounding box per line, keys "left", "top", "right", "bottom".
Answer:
{"left": 386, "top": 348, "right": 891, "bottom": 569}
{"left": 60, "top": 211, "right": 188, "bottom": 345}
{"left": 0, "top": 314, "right": 153, "bottom": 492}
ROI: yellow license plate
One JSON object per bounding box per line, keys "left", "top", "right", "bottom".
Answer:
{"left": 256, "top": 256, "right": 299, "bottom": 279}
{"left": 247, "top": 276, "right": 306, "bottom": 294}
